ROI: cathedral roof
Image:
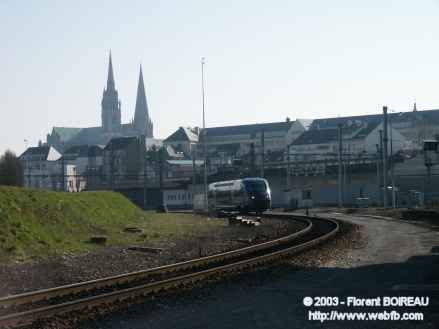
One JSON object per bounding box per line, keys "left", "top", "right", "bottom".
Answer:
{"left": 67, "top": 127, "right": 107, "bottom": 146}
{"left": 51, "top": 127, "right": 82, "bottom": 142}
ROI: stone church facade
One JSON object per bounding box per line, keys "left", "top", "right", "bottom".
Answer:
{"left": 46, "top": 53, "right": 154, "bottom": 152}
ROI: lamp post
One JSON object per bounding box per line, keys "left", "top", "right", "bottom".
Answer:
{"left": 201, "top": 57, "right": 208, "bottom": 211}
{"left": 388, "top": 109, "right": 403, "bottom": 208}
{"left": 388, "top": 111, "right": 396, "bottom": 208}
{"left": 382, "top": 106, "right": 389, "bottom": 208}
{"left": 338, "top": 123, "right": 343, "bottom": 208}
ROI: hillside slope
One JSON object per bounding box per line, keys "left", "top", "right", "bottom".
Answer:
{"left": 0, "top": 187, "right": 221, "bottom": 261}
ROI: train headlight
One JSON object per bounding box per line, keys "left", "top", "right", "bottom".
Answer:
{"left": 251, "top": 196, "right": 255, "bottom": 200}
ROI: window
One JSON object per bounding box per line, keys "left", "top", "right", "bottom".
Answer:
{"left": 243, "top": 180, "right": 267, "bottom": 193}
{"left": 302, "top": 189, "right": 312, "bottom": 200}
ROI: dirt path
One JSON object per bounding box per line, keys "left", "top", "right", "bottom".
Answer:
{"left": 317, "top": 211, "right": 439, "bottom": 266}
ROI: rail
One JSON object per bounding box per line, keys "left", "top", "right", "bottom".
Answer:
{"left": 0, "top": 214, "right": 338, "bottom": 328}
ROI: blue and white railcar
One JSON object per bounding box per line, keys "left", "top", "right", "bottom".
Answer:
{"left": 208, "top": 177, "right": 271, "bottom": 214}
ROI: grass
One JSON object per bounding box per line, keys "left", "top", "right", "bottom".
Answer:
{"left": 0, "top": 186, "right": 222, "bottom": 261}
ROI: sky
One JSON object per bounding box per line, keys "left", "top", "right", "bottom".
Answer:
{"left": 2, "top": 0, "right": 439, "bottom": 156}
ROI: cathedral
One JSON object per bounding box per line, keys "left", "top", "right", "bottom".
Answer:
{"left": 46, "top": 53, "right": 154, "bottom": 152}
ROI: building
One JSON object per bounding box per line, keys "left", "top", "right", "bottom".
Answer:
{"left": 165, "top": 159, "right": 204, "bottom": 180}
{"left": 102, "top": 136, "right": 146, "bottom": 188}
{"left": 19, "top": 146, "right": 64, "bottom": 190}
{"left": 163, "top": 189, "right": 194, "bottom": 209}
{"left": 164, "top": 119, "right": 310, "bottom": 171}
{"left": 308, "top": 105, "right": 439, "bottom": 148}
{"left": 163, "top": 127, "right": 199, "bottom": 157}
{"left": 46, "top": 53, "right": 154, "bottom": 151}
{"left": 290, "top": 121, "right": 408, "bottom": 160}
{"left": 61, "top": 145, "right": 104, "bottom": 191}
{"left": 203, "top": 119, "right": 309, "bottom": 153}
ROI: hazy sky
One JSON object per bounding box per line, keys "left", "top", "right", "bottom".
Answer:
{"left": 2, "top": 0, "right": 439, "bottom": 155}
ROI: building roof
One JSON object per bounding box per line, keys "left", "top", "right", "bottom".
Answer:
{"left": 51, "top": 127, "right": 83, "bottom": 142}
{"left": 164, "top": 127, "right": 199, "bottom": 143}
{"left": 19, "top": 146, "right": 61, "bottom": 161}
{"left": 204, "top": 121, "right": 295, "bottom": 138}
{"left": 291, "top": 128, "right": 339, "bottom": 146}
{"left": 292, "top": 121, "right": 384, "bottom": 146}
{"left": 67, "top": 127, "right": 106, "bottom": 146}
{"left": 20, "top": 146, "right": 51, "bottom": 158}
{"left": 351, "top": 122, "right": 380, "bottom": 140}
{"left": 104, "top": 136, "right": 142, "bottom": 151}
{"left": 309, "top": 108, "right": 439, "bottom": 130}
{"left": 297, "top": 119, "right": 314, "bottom": 130}
{"left": 63, "top": 145, "right": 103, "bottom": 158}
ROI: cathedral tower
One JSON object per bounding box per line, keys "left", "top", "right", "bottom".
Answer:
{"left": 101, "top": 52, "right": 121, "bottom": 132}
{"left": 133, "top": 65, "right": 153, "bottom": 137}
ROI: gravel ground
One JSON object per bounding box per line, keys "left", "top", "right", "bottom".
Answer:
{"left": 0, "top": 216, "right": 304, "bottom": 296}
{"left": 79, "top": 211, "right": 439, "bottom": 329}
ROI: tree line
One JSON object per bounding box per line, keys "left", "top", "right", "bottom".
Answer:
{"left": 0, "top": 150, "right": 23, "bottom": 186}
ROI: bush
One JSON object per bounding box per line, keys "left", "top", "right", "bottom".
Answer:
{"left": 0, "top": 150, "right": 23, "bottom": 186}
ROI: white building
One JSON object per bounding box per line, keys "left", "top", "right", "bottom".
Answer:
{"left": 164, "top": 119, "right": 311, "bottom": 172}
{"left": 290, "top": 121, "right": 409, "bottom": 160}
{"left": 163, "top": 189, "right": 193, "bottom": 209}
{"left": 20, "top": 146, "right": 63, "bottom": 190}
{"left": 61, "top": 145, "right": 104, "bottom": 191}
{"left": 163, "top": 127, "right": 199, "bottom": 156}
{"left": 202, "top": 119, "right": 310, "bottom": 157}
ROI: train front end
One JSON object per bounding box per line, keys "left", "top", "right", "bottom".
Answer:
{"left": 242, "top": 178, "right": 271, "bottom": 213}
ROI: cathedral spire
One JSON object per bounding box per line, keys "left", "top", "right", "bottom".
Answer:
{"left": 134, "top": 65, "right": 153, "bottom": 137}
{"left": 106, "top": 51, "right": 115, "bottom": 91}
{"left": 102, "top": 51, "right": 121, "bottom": 132}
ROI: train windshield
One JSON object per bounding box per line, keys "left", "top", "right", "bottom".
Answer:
{"left": 243, "top": 180, "right": 267, "bottom": 193}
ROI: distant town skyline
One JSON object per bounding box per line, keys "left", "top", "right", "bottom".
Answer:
{"left": 2, "top": 0, "right": 439, "bottom": 155}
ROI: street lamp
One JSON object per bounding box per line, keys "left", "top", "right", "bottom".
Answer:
{"left": 201, "top": 57, "right": 208, "bottom": 211}
{"left": 388, "top": 109, "right": 403, "bottom": 208}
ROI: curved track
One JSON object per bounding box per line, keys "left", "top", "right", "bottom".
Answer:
{"left": 0, "top": 213, "right": 338, "bottom": 328}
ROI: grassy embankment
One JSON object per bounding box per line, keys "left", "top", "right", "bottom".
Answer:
{"left": 0, "top": 186, "right": 221, "bottom": 261}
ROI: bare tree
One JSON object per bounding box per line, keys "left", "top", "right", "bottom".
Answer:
{"left": 0, "top": 150, "right": 23, "bottom": 186}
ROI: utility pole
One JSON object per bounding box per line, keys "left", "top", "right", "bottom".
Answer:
{"left": 379, "top": 129, "right": 383, "bottom": 206}
{"left": 383, "top": 106, "right": 389, "bottom": 208}
{"left": 143, "top": 148, "right": 148, "bottom": 210}
{"left": 192, "top": 148, "right": 196, "bottom": 209}
{"left": 390, "top": 115, "right": 396, "bottom": 208}
{"left": 61, "top": 155, "right": 65, "bottom": 191}
{"left": 260, "top": 127, "right": 265, "bottom": 178}
{"left": 109, "top": 147, "right": 114, "bottom": 190}
{"left": 376, "top": 143, "right": 380, "bottom": 204}
{"left": 338, "top": 123, "right": 343, "bottom": 208}
{"left": 201, "top": 57, "right": 208, "bottom": 211}
{"left": 158, "top": 147, "right": 165, "bottom": 209}
{"left": 286, "top": 144, "right": 291, "bottom": 190}
{"left": 250, "top": 142, "right": 255, "bottom": 176}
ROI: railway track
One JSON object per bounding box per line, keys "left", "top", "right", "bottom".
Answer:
{"left": 0, "top": 213, "right": 338, "bottom": 328}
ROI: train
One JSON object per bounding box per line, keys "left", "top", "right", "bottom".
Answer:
{"left": 208, "top": 177, "right": 271, "bottom": 215}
